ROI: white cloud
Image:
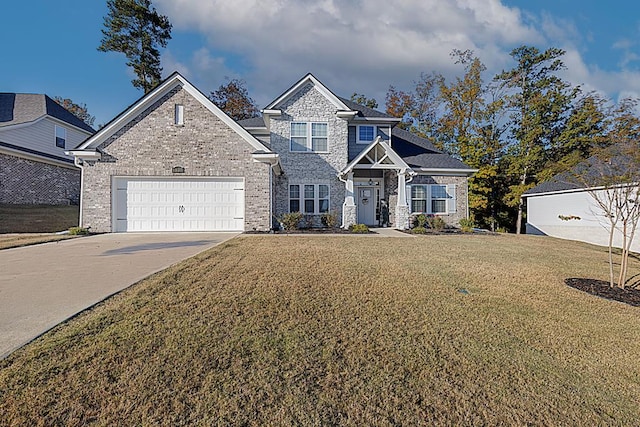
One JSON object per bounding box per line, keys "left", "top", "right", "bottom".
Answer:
{"left": 155, "top": 0, "right": 640, "bottom": 107}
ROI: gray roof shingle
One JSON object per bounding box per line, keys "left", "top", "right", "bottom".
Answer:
{"left": 0, "top": 93, "right": 95, "bottom": 133}
{"left": 336, "top": 97, "right": 393, "bottom": 119}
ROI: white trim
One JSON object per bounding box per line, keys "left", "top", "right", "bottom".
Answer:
{"left": 76, "top": 72, "right": 271, "bottom": 154}
{"left": 339, "top": 137, "right": 414, "bottom": 177}
{"left": 288, "top": 182, "right": 331, "bottom": 215}
{"left": 289, "top": 121, "right": 328, "bottom": 153}
{"left": 350, "top": 116, "right": 402, "bottom": 123}
{"left": 415, "top": 167, "right": 478, "bottom": 176}
{"left": 356, "top": 124, "right": 376, "bottom": 145}
{"left": 66, "top": 149, "right": 101, "bottom": 161}
{"left": 337, "top": 111, "right": 358, "bottom": 119}
{"left": 265, "top": 73, "right": 350, "bottom": 112}
{"left": 174, "top": 104, "right": 184, "bottom": 126}
{"left": 0, "top": 146, "right": 77, "bottom": 170}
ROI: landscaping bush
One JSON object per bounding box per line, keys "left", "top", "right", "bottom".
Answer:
{"left": 279, "top": 212, "right": 303, "bottom": 231}
{"left": 459, "top": 218, "right": 475, "bottom": 233}
{"left": 412, "top": 226, "right": 427, "bottom": 234}
{"left": 320, "top": 211, "right": 339, "bottom": 228}
{"left": 349, "top": 223, "right": 369, "bottom": 233}
{"left": 426, "top": 215, "right": 446, "bottom": 231}
{"left": 68, "top": 227, "right": 90, "bottom": 235}
{"left": 413, "top": 214, "right": 428, "bottom": 228}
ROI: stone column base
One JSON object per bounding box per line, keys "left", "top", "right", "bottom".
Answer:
{"left": 395, "top": 204, "right": 410, "bottom": 230}
{"left": 342, "top": 204, "right": 357, "bottom": 228}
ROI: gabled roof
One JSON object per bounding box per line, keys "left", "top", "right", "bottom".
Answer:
{"left": 390, "top": 127, "right": 475, "bottom": 173}
{"left": 75, "top": 72, "right": 272, "bottom": 154}
{"left": 0, "top": 93, "right": 95, "bottom": 133}
{"left": 264, "top": 73, "right": 352, "bottom": 111}
{"left": 340, "top": 136, "right": 413, "bottom": 176}
{"left": 337, "top": 97, "right": 394, "bottom": 119}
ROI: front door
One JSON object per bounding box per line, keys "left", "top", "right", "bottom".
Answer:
{"left": 357, "top": 187, "right": 376, "bottom": 225}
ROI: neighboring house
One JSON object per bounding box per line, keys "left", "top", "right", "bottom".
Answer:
{"left": 69, "top": 72, "right": 475, "bottom": 233}
{"left": 523, "top": 161, "right": 640, "bottom": 252}
{"left": 0, "top": 93, "right": 95, "bottom": 204}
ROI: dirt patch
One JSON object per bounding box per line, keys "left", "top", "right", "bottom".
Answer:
{"left": 565, "top": 278, "right": 640, "bottom": 307}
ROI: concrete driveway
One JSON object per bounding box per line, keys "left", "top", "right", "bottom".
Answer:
{"left": 0, "top": 232, "right": 238, "bottom": 358}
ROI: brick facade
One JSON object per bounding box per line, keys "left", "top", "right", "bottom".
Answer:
{"left": 270, "top": 83, "right": 349, "bottom": 227}
{"left": 81, "top": 87, "right": 271, "bottom": 232}
{"left": 0, "top": 153, "right": 79, "bottom": 204}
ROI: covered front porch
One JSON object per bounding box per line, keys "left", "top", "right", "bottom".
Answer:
{"left": 338, "top": 137, "right": 415, "bottom": 230}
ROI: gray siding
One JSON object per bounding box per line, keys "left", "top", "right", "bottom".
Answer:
{"left": 0, "top": 118, "right": 91, "bottom": 162}
{"left": 81, "top": 87, "right": 271, "bottom": 232}
{"left": 347, "top": 125, "right": 391, "bottom": 162}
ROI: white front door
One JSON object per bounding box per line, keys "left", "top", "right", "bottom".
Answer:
{"left": 357, "top": 187, "right": 376, "bottom": 225}
{"left": 113, "top": 177, "right": 245, "bottom": 232}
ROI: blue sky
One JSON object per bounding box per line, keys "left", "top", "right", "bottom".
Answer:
{"left": 2, "top": 1, "right": 639, "bottom": 127}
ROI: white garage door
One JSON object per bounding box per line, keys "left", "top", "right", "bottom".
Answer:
{"left": 113, "top": 177, "right": 245, "bottom": 232}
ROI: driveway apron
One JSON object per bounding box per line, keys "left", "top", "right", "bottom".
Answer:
{"left": 0, "top": 232, "right": 237, "bottom": 358}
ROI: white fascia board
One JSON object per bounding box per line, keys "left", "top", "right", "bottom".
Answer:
{"left": 66, "top": 149, "right": 102, "bottom": 160}
{"left": 0, "top": 146, "right": 77, "bottom": 169}
{"left": 260, "top": 109, "right": 282, "bottom": 116}
{"left": 265, "top": 73, "right": 350, "bottom": 111}
{"left": 415, "top": 167, "right": 478, "bottom": 176}
{"left": 340, "top": 137, "right": 411, "bottom": 176}
{"left": 77, "top": 73, "right": 272, "bottom": 154}
{"left": 336, "top": 111, "right": 358, "bottom": 119}
{"left": 252, "top": 152, "right": 282, "bottom": 175}
{"left": 350, "top": 116, "right": 402, "bottom": 123}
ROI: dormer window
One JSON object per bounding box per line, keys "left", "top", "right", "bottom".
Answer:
{"left": 357, "top": 125, "right": 375, "bottom": 144}
{"left": 175, "top": 104, "right": 184, "bottom": 125}
{"left": 55, "top": 125, "right": 66, "bottom": 148}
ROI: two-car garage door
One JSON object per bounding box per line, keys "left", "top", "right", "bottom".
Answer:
{"left": 113, "top": 177, "right": 244, "bottom": 232}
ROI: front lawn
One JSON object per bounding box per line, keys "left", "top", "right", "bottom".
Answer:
{"left": 1, "top": 234, "right": 639, "bottom": 425}
{"left": 0, "top": 234, "right": 78, "bottom": 250}
{"left": 0, "top": 204, "right": 79, "bottom": 233}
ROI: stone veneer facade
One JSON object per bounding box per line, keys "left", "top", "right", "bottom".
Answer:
{"left": 81, "top": 87, "right": 271, "bottom": 232}
{"left": 270, "top": 83, "right": 349, "bottom": 227}
{"left": 0, "top": 153, "right": 80, "bottom": 204}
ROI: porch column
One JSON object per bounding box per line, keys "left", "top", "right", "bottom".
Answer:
{"left": 342, "top": 172, "right": 357, "bottom": 228}
{"left": 396, "top": 171, "right": 410, "bottom": 230}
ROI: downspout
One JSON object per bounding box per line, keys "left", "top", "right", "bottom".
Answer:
{"left": 74, "top": 157, "right": 84, "bottom": 228}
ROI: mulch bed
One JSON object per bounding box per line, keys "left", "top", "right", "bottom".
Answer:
{"left": 565, "top": 278, "right": 640, "bottom": 307}
{"left": 244, "top": 228, "right": 373, "bottom": 235}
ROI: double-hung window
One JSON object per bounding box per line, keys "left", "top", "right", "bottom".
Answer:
{"left": 408, "top": 184, "right": 455, "bottom": 214}
{"left": 357, "top": 125, "right": 375, "bottom": 144}
{"left": 55, "top": 125, "right": 66, "bottom": 149}
{"left": 290, "top": 122, "right": 328, "bottom": 152}
{"left": 289, "top": 184, "right": 329, "bottom": 214}
{"left": 430, "top": 185, "right": 448, "bottom": 214}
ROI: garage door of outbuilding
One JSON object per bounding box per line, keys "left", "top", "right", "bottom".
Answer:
{"left": 112, "top": 177, "right": 245, "bottom": 232}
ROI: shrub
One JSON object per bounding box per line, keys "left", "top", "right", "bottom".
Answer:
{"left": 349, "top": 223, "right": 369, "bottom": 234}
{"left": 426, "top": 215, "right": 446, "bottom": 231}
{"left": 68, "top": 227, "right": 90, "bottom": 235}
{"left": 412, "top": 226, "right": 426, "bottom": 234}
{"left": 459, "top": 218, "right": 475, "bottom": 233}
{"left": 413, "top": 214, "right": 428, "bottom": 228}
{"left": 279, "top": 212, "right": 303, "bottom": 231}
{"left": 320, "top": 210, "right": 339, "bottom": 228}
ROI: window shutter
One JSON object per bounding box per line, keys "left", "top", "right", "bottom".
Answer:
{"left": 405, "top": 185, "right": 411, "bottom": 207}
{"left": 447, "top": 184, "right": 457, "bottom": 214}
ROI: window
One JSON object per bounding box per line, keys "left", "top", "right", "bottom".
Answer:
{"left": 289, "top": 184, "right": 329, "bottom": 214}
{"left": 411, "top": 185, "right": 428, "bottom": 213}
{"left": 175, "top": 104, "right": 184, "bottom": 125}
{"left": 55, "top": 125, "right": 66, "bottom": 148}
{"left": 431, "top": 185, "right": 448, "bottom": 214}
{"left": 357, "top": 125, "right": 375, "bottom": 144}
{"left": 290, "top": 122, "right": 328, "bottom": 152}
{"left": 409, "top": 184, "right": 455, "bottom": 214}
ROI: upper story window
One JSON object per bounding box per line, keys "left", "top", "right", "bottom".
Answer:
{"left": 55, "top": 125, "right": 66, "bottom": 148}
{"left": 290, "top": 122, "right": 328, "bottom": 152}
{"left": 357, "top": 125, "right": 375, "bottom": 144}
{"left": 175, "top": 104, "right": 184, "bottom": 125}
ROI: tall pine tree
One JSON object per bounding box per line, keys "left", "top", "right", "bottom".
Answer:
{"left": 98, "top": 0, "right": 172, "bottom": 93}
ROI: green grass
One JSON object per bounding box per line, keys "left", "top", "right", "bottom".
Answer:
{"left": 0, "top": 234, "right": 78, "bottom": 250}
{"left": 0, "top": 204, "right": 79, "bottom": 233}
{"left": 1, "top": 234, "right": 639, "bottom": 425}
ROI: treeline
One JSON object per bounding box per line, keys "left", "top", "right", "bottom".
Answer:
{"left": 382, "top": 46, "right": 640, "bottom": 233}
